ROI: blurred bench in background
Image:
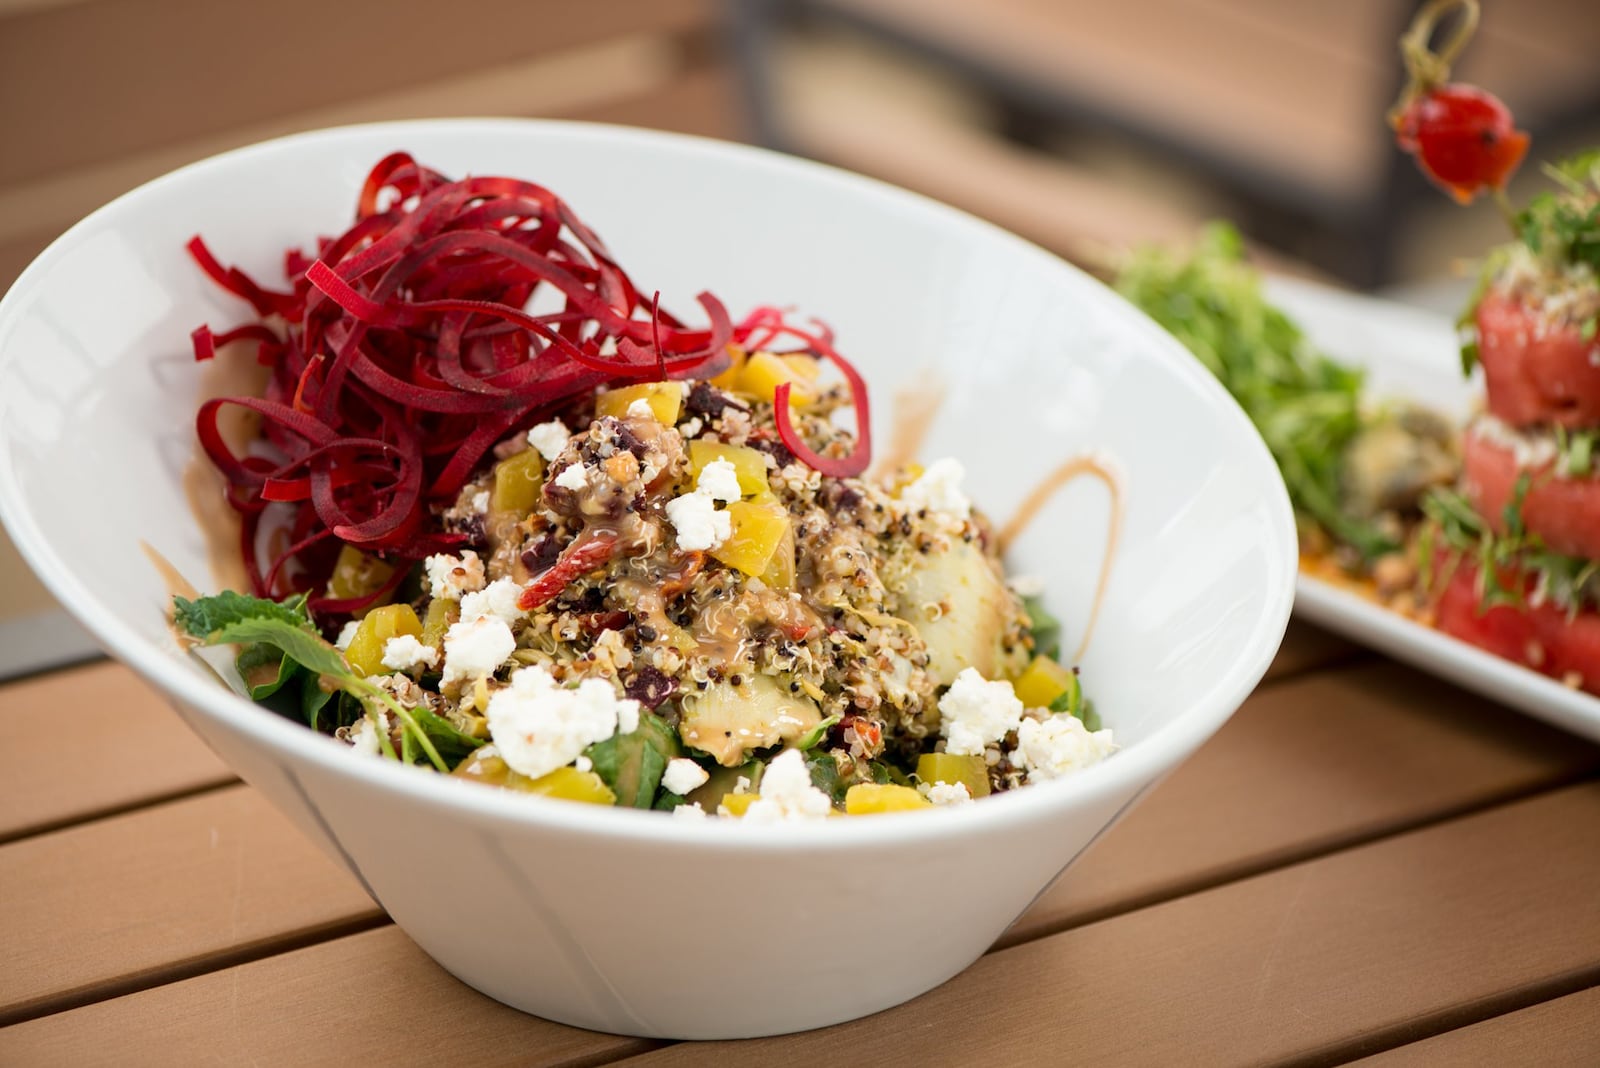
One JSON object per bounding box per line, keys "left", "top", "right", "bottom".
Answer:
{"left": 734, "top": 0, "right": 1600, "bottom": 286}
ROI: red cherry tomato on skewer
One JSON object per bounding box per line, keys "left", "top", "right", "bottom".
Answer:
{"left": 1393, "top": 83, "right": 1529, "bottom": 204}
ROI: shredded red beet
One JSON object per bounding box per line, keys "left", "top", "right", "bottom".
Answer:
{"left": 191, "top": 154, "right": 733, "bottom": 612}
{"left": 731, "top": 307, "right": 873, "bottom": 479}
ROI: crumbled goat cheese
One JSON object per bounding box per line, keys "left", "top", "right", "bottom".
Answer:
{"left": 735, "top": 749, "right": 832, "bottom": 822}
{"left": 553, "top": 463, "right": 589, "bottom": 490}
{"left": 1013, "top": 715, "right": 1116, "bottom": 783}
{"left": 900, "top": 457, "right": 971, "bottom": 518}
{"left": 471, "top": 490, "right": 490, "bottom": 513}
{"left": 1470, "top": 414, "right": 1559, "bottom": 470}
{"left": 575, "top": 755, "right": 593, "bottom": 773}
{"left": 425, "top": 550, "right": 486, "bottom": 600}
{"left": 666, "top": 490, "right": 732, "bottom": 551}
{"left": 486, "top": 665, "right": 641, "bottom": 781}
{"left": 662, "top": 757, "right": 711, "bottom": 796}
{"left": 349, "top": 714, "right": 385, "bottom": 756}
{"left": 526, "top": 420, "right": 571, "bottom": 461}
{"left": 440, "top": 616, "right": 516, "bottom": 689}
{"left": 381, "top": 634, "right": 439, "bottom": 673}
{"left": 695, "top": 458, "right": 743, "bottom": 503}
{"left": 459, "top": 577, "right": 526, "bottom": 627}
{"left": 922, "top": 781, "right": 973, "bottom": 805}
{"left": 679, "top": 416, "right": 704, "bottom": 439}
{"left": 672, "top": 802, "right": 709, "bottom": 819}
{"left": 938, "top": 668, "right": 1025, "bottom": 756}
{"left": 335, "top": 619, "right": 362, "bottom": 652}
{"left": 626, "top": 398, "right": 656, "bottom": 419}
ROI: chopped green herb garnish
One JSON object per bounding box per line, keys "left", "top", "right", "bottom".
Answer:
{"left": 1116, "top": 222, "right": 1396, "bottom": 560}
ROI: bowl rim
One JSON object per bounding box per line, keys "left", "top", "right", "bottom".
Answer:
{"left": 0, "top": 117, "right": 1297, "bottom": 850}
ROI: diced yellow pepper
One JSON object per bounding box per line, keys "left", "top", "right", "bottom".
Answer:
{"left": 844, "top": 783, "right": 930, "bottom": 814}
{"left": 710, "top": 347, "right": 746, "bottom": 391}
{"left": 1012, "top": 655, "right": 1077, "bottom": 710}
{"left": 344, "top": 603, "right": 424, "bottom": 678}
{"left": 711, "top": 500, "right": 791, "bottom": 577}
{"left": 888, "top": 463, "right": 926, "bottom": 496}
{"left": 452, "top": 751, "right": 616, "bottom": 805}
{"left": 688, "top": 440, "right": 769, "bottom": 497}
{"left": 420, "top": 597, "right": 458, "bottom": 650}
{"left": 719, "top": 792, "right": 760, "bottom": 818}
{"left": 521, "top": 766, "right": 618, "bottom": 805}
{"left": 915, "top": 752, "right": 992, "bottom": 798}
{"left": 595, "top": 381, "right": 682, "bottom": 425}
{"left": 738, "top": 351, "right": 815, "bottom": 408}
{"left": 325, "top": 545, "right": 396, "bottom": 605}
{"left": 783, "top": 354, "right": 822, "bottom": 381}
{"left": 759, "top": 521, "right": 797, "bottom": 590}
{"left": 490, "top": 448, "right": 545, "bottom": 516}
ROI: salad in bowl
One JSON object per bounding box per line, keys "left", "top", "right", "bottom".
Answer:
{"left": 174, "top": 153, "right": 1113, "bottom": 819}
{"left": 0, "top": 120, "right": 1294, "bottom": 1038}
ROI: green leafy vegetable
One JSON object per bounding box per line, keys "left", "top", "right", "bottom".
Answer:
{"left": 1046, "top": 670, "right": 1084, "bottom": 719}
{"left": 806, "top": 751, "right": 847, "bottom": 803}
{"left": 173, "top": 590, "right": 313, "bottom": 639}
{"left": 1116, "top": 222, "right": 1396, "bottom": 560}
{"left": 586, "top": 711, "right": 679, "bottom": 808}
{"left": 173, "top": 590, "right": 481, "bottom": 772}
{"left": 1022, "top": 594, "right": 1062, "bottom": 661}
{"left": 793, "top": 713, "right": 842, "bottom": 751}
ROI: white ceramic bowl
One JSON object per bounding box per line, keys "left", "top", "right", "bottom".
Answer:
{"left": 0, "top": 120, "right": 1295, "bottom": 1039}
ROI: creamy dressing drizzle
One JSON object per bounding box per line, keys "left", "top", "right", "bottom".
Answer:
{"left": 870, "top": 379, "right": 947, "bottom": 480}
{"left": 998, "top": 456, "right": 1124, "bottom": 664}
{"left": 184, "top": 335, "right": 273, "bottom": 594}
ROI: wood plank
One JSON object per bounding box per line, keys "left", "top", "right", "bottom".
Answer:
{"left": 0, "top": 0, "right": 712, "bottom": 187}
{"left": 0, "top": 926, "right": 652, "bottom": 1068}
{"left": 610, "top": 783, "right": 1600, "bottom": 1066}
{"left": 0, "top": 660, "right": 233, "bottom": 842}
{"left": 0, "top": 784, "right": 379, "bottom": 1025}
{"left": 1001, "top": 658, "right": 1600, "bottom": 945}
{"left": 1263, "top": 617, "right": 1363, "bottom": 681}
{"left": 1348, "top": 984, "right": 1600, "bottom": 1066}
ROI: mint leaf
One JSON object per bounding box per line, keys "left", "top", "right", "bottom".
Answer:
{"left": 174, "top": 590, "right": 311, "bottom": 639}
{"left": 205, "top": 615, "right": 348, "bottom": 679}
{"left": 236, "top": 643, "right": 299, "bottom": 701}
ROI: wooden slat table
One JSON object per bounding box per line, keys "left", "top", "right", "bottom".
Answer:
{"left": 3, "top": 618, "right": 1598, "bottom": 1066}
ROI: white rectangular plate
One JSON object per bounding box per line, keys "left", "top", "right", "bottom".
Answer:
{"left": 1263, "top": 276, "right": 1600, "bottom": 743}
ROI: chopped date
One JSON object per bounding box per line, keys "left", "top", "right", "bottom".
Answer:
{"left": 625, "top": 666, "right": 677, "bottom": 709}
{"left": 521, "top": 535, "right": 561, "bottom": 573}
{"left": 685, "top": 381, "right": 735, "bottom": 419}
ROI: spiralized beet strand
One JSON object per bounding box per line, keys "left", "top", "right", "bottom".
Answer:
{"left": 191, "top": 153, "right": 733, "bottom": 612}
{"left": 734, "top": 309, "right": 873, "bottom": 478}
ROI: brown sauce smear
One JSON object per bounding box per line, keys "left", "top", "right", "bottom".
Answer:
{"left": 871, "top": 379, "right": 947, "bottom": 480}
{"left": 999, "top": 456, "right": 1124, "bottom": 663}
{"left": 183, "top": 336, "right": 273, "bottom": 594}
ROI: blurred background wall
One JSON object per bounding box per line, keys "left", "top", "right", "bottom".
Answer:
{"left": 1, "top": 0, "right": 1596, "bottom": 672}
